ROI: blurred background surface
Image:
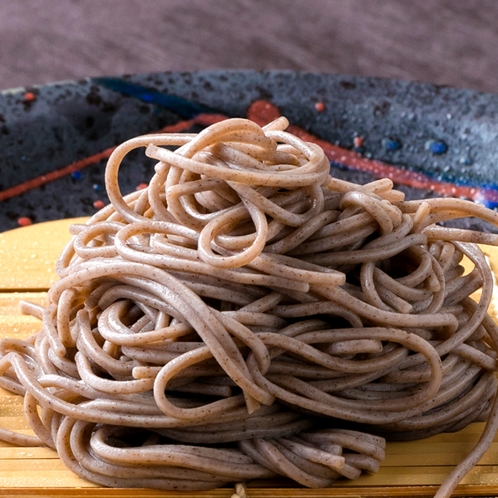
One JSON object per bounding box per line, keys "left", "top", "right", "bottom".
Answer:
{"left": 1, "top": 0, "right": 497, "bottom": 93}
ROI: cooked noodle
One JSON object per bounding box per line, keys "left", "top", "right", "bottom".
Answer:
{"left": 2, "top": 116, "right": 498, "bottom": 497}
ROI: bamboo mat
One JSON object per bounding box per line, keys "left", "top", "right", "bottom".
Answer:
{"left": 2, "top": 219, "right": 498, "bottom": 497}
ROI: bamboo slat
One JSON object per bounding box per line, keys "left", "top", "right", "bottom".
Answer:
{"left": 0, "top": 217, "right": 88, "bottom": 291}
{"left": 2, "top": 219, "right": 498, "bottom": 497}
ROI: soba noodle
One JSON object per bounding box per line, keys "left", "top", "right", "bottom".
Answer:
{"left": 1, "top": 116, "right": 498, "bottom": 497}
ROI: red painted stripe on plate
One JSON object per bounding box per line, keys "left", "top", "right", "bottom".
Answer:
{"left": 0, "top": 113, "right": 227, "bottom": 202}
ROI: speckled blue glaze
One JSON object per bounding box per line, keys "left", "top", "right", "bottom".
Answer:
{"left": 425, "top": 139, "right": 448, "bottom": 155}
{"left": 0, "top": 70, "right": 497, "bottom": 232}
{"left": 381, "top": 137, "right": 402, "bottom": 151}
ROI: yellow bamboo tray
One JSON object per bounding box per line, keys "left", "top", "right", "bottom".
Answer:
{"left": 2, "top": 218, "right": 498, "bottom": 497}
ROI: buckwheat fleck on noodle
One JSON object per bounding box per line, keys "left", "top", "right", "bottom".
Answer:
{"left": 1, "top": 115, "right": 498, "bottom": 497}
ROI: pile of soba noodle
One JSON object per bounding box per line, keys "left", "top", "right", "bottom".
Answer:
{"left": 2, "top": 116, "right": 498, "bottom": 497}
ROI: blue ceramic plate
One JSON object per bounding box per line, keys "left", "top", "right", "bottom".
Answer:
{"left": 1, "top": 70, "right": 498, "bottom": 232}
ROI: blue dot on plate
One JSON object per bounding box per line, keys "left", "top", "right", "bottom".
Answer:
{"left": 425, "top": 140, "right": 448, "bottom": 155}
{"left": 381, "top": 137, "right": 401, "bottom": 151}
{"left": 71, "top": 171, "right": 83, "bottom": 180}
{"left": 93, "top": 183, "right": 103, "bottom": 191}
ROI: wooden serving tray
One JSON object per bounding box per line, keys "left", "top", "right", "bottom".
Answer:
{"left": 2, "top": 218, "right": 498, "bottom": 497}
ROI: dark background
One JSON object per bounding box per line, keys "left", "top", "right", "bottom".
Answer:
{"left": 1, "top": 0, "right": 497, "bottom": 94}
